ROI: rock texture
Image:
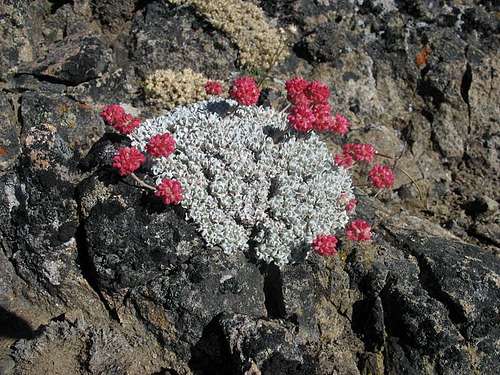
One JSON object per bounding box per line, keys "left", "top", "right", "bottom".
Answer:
{"left": 0, "top": 0, "right": 498, "bottom": 374}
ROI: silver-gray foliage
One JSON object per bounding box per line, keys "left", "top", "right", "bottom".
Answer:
{"left": 130, "top": 99, "right": 354, "bottom": 266}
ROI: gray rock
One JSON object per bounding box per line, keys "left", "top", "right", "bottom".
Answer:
{"left": 20, "top": 91, "right": 105, "bottom": 158}
{"left": 28, "top": 34, "right": 112, "bottom": 85}
{"left": 192, "top": 313, "right": 318, "bottom": 375}
{"left": 78, "top": 156, "right": 267, "bottom": 358}
{"left": 130, "top": 1, "right": 238, "bottom": 79}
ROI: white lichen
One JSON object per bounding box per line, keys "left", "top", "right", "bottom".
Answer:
{"left": 130, "top": 99, "right": 353, "bottom": 266}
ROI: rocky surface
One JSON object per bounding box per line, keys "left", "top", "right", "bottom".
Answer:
{"left": 0, "top": 0, "right": 499, "bottom": 374}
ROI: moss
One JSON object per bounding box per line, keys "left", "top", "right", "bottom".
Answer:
{"left": 168, "top": 0, "right": 288, "bottom": 70}
{"left": 144, "top": 68, "right": 208, "bottom": 109}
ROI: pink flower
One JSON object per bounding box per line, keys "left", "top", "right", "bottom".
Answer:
{"left": 355, "top": 144, "right": 376, "bottom": 163}
{"left": 100, "top": 105, "right": 141, "bottom": 135}
{"left": 312, "top": 235, "right": 338, "bottom": 256}
{"left": 346, "top": 199, "right": 357, "bottom": 213}
{"left": 285, "top": 77, "right": 309, "bottom": 105}
{"left": 342, "top": 143, "right": 376, "bottom": 163}
{"left": 112, "top": 114, "right": 142, "bottom": 135}
{"left": 342, "top": 143, "right": 356, "bottom": 155}
{"left": 368, "top": 164, "right": 395, "bottom": 189}
{"left": 229, "top": 76, "right": 260, "bottom": 106}
{"left": 205, "top": 80, "right": 223, "bottom": 95}
{"left": 155, "top": 179, "right": 183, "bottom": 205}
{"left": 334, "top": 153, "right": 354, "bottom": 168}
{"left": 112, "top": 147, "right": 145, "bottom": 176}
{"left": 100, "top": 104, "right": 125, "bottom": 125}
{"left": 305, "top": 81, "right": 330, "bottom": 105}
{"left": 146, "top": 133, "right": 176, "bottom": 158}
{"left": 331, "top": 114, "right": 350, "bottom": 135}
{"left": 312, "top": 104, "right": 334, "bottom": 132}
{"left": 288, "top": 104, "right": 315, "bottom": 133}
{"left": 346, "top": 219, "right": 372, "bottom": 241}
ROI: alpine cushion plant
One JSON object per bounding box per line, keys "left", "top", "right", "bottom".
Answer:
{"left": 100, "top": 76, "right": 399, "bottom": 267}
{"left": 128, "top": 98, "right": 354, "bottom": 266}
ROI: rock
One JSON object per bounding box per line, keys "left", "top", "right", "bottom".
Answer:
{"left": 77, "top": 154, "right": 267, "bottom": 358}
{"left": 20, "top": 91, "right": 105, "bottom": 158}
{"left": 0, "top": 109, "right": 109, "bottom": 326}
{"left": 0, "top": 1, "right": 37, "bottom": 76}
{"left": 91, "top": 0, "right": 137, "bottom": 30}
{"left": 473, "top": 222, "right": 500, "bottom": 248}
{"left": 130, "top": 1, "right": 238, "bottom": 79}
{"left": 0, "top": 93, "right": 20, "bottom": 171}
{"left": 432, "top": 102, "right": 466, "bottom": 159}
{"left": 191, "top": 313, "right": 317, "bottom": 375}
{"left": 29, "top": 34, "right": 112, "bottom": 85}
{"left": 357, "top": 227, "right": 500, "bottom": 374}
{"left": 10, "top": 318, "right": 173, "bottom": 375}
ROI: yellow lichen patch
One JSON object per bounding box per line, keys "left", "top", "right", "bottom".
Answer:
{"left": 144, "top": 68, "right": 208, "bottom": 109}
{"left": 168, "top": 0, "right": 288, "bottom": 71}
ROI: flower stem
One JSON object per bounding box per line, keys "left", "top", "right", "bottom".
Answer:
{"left": 226, "top": 104, "right": 240, "bottom": 117}
{"left": 279, "top": 102, "right": 291, "bottom": 115}
{"left": 396, "top": 166, "right": 426, "bottom": 207}
{"left": 375, "top": 152, "right": 394, "bottom": 159}
{"left": 257, "top": 45, "right": 286, "bottom": 89}
{"left": 130, "top": 173, "right": 156, "bottom": 191}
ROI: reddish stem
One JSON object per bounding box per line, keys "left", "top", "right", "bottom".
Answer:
{"left": 130, "top": 173, "right": 156, "bottom": 191}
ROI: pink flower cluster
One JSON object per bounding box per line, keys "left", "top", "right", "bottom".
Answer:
{"left": 112, "top": 147, "right": 146, "bottom": 176}
{"left": 104, "top": 105, "right": 182, "bottom": 205}
{"left": 334, "top": 143, "right": 394, "bottom": 190}
{"left": 368, "top": 164, "right": 395, "bottom": 189}
{"left": 205, "top": 80, "right": 223, "bottom": 96}
{"left": 112, "top": 141, "right": 183, "bottom": 205}
{"left": 312, "top": 235, "right": 338, "bottom": 256}
{"left": 229, "top": 76, "right": 260, "bottom": 106}
{"left": 155, "top": 179, "right": 183, "bottom": 205}
{"left": 346, "top": 219, "right": 372, "bottom": 241}
{"left": 334, "top": 143, "right": 376, "bottom": 168}
{"left": 146, "top": 133, "right": 176, "bottom": 158}
{"left": 100, "top": 104, "right": 141, "bottom": 135}
{"left": 285, "top": 77, "right": 350, "bottom": 134}
{"left": 313, "top": 219, "right": 372, "bottom": 257}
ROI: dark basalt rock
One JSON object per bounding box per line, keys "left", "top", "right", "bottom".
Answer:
{"left": 129, "top": 1, "right": 238, "bottom": 79}
{"left": 20, "top": 91, "right": 105, "bottom": 158}
{"left": 347, "top": 224, "right": 500, "bottom": 375}
{"left": 77, "top": 145, "right": 267, "bottom": 358}
{"left": 91, "top": 0, "right": 137, "bottom": 30}
{"left": 190, "top": 313, "right": 317, "bottom": 375}
{"left": 9, "top": 121, "right": 80, "bottom": 295}
{"left": 28, "top": 34, "right": 112, "bottom": 85}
